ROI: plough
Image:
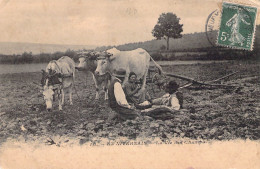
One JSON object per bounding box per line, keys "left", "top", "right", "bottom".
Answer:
{"left": 146, "top": 67, "right": 241, "bottom": 92}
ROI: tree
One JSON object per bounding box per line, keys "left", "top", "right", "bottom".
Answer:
{"left": 152, "top": 13, "right": 183, "bottom": 50}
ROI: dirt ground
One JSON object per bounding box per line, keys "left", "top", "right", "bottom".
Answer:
{"left": 0, "top": 61, "right": 259, "bottom": 146}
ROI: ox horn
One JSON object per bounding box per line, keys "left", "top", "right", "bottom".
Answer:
{"left": 106, "top": 52, "right": 115, "bottom": 61}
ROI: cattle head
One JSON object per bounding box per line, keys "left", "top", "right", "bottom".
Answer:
{"left": 41, "top": 69, "right": 61, "bottom": 111}
{"left": 42, "top": 85, "right": 55, "bottom": 111}
{"left": 95, "top": 51, "right": 114, "bottom": 76}
{"left": 76, "top": 52, "right": 98, "bottom": 72}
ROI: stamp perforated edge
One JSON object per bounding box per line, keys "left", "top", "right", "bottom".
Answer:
{"left": 216, "top": 1, "right": 258, "bottom": 51}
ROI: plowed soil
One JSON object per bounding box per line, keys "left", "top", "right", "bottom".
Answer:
{"left": 0, "top": 61, "right": 259, "bottom": 146}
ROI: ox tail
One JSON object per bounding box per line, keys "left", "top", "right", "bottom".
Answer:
{"left": 150, "top": 56, "right": 164, "bottom": 75}
{"left": 72, "top": 71, "right": 75, "bottom": 82}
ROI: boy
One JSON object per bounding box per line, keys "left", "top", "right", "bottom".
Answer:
{"left": 124, "top": 72, "right": 151, "bottom": 105}
{"left": 141, "top": 80, "right": 183, "bottom": 113}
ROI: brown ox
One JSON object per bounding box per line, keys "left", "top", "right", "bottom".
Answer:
{"left": 75, "top": 52, "right": 110, "bottom": 100}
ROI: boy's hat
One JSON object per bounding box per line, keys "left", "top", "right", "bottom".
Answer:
{"left": 166, "top": 80, "right": 179, "bottom": 90}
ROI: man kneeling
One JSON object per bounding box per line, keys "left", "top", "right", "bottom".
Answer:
{"left": 108, "top": 69, "right": 140, "bottom": 121}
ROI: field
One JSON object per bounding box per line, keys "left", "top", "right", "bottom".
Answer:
{"left": 0, "top": 61, "right": 259, "bottom": 146}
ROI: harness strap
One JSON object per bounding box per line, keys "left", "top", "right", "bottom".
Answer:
{"left": 53, "top": 85, "right": 62, "bottom": 100}
{"left": 53, "top": 60, "right": 61, "bottom": 74}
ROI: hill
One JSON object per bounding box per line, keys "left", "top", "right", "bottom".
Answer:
{"left": 96, "top": 25, "right": 260, "bottom": 52}
{"left": 95, "top": 32, "right": 216, "bottom": 51}
{"left": 0, "top": 42, "right": 95, "bottom": 55}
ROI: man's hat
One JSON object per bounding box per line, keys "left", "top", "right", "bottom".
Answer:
{"left": 113, "top": 68, "right": 126, "bottom": 78}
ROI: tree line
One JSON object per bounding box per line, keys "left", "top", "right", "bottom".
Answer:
{"left": 0, "top": 46, "right": 258, "bottom": 64}
{"left": 0, "top": 49, "right": 81, "bottom": 64}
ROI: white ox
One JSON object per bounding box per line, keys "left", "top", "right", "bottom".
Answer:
{"left": 41, "top": 56, "right": 75, "bottom": 111}
{"left": 75, "top": 52, "right": 110, "bottom": 100}
{"left": 95, "top": 48, "right": 163, "bottom": 91}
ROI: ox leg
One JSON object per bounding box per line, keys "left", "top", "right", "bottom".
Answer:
{"left": 85, "top": 73, "right": 88, "bottom": 87}
{"left": 59, "top": 100, "right": 63, "bottom": 111}
{"left": 58, "top": 91, "right": 63, "bottom": 111}
{"left": 103, "top": 86, "right": 108, "bottom": 100}
{"left": 61, "top": 89, "right": 65, "bottom": 106}
{"left": 141, "top": 68, "right": 148, "bottom": 91}
{"left": 91, "top": 73, "right": 99, "bottom": 100}
{"left": 103, "top": 77, "right": 109, "bottom": 100}
{"left": 104, "top": 91, "right": 108, "bottom": 100}
{"left": 122, "top": 69, "right": 130, "bottom": 88}
{"left": 69, "top": 87, "right": 73, "bottom": 105}
{"left": 95, "top": 88, "right": 100, "bottom": 100}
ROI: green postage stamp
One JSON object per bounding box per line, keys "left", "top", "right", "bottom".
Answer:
{"left": 217, "top": 2, "right": 258, "bottom": 50}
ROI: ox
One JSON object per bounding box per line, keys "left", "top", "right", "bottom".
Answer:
{"left": 95, "top": 48, "right": 163, "bottom": 91}
{"left": 75, "top": 51, "right": 110, "bottom": 100}
{"left": 41, "top": 56, "right": 76, "bottom": 111}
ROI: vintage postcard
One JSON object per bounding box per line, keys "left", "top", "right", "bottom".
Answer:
{"left": 0, "top": 0, "right": 259, "bottom": 168}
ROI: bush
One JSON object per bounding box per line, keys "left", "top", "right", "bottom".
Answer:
{"left": 0, "top": 48, "right": 86, "bottom": 64}
{"left": 21, "top": 52, "right": 33, "bottom": 63}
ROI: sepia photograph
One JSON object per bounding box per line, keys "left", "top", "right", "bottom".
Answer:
{"left": 0, "top": 0, "right": 259, "bottom": 168}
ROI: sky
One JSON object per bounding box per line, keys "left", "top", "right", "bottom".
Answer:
{"left": 0, "top": 0, "right": 259, "bottom": 46}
